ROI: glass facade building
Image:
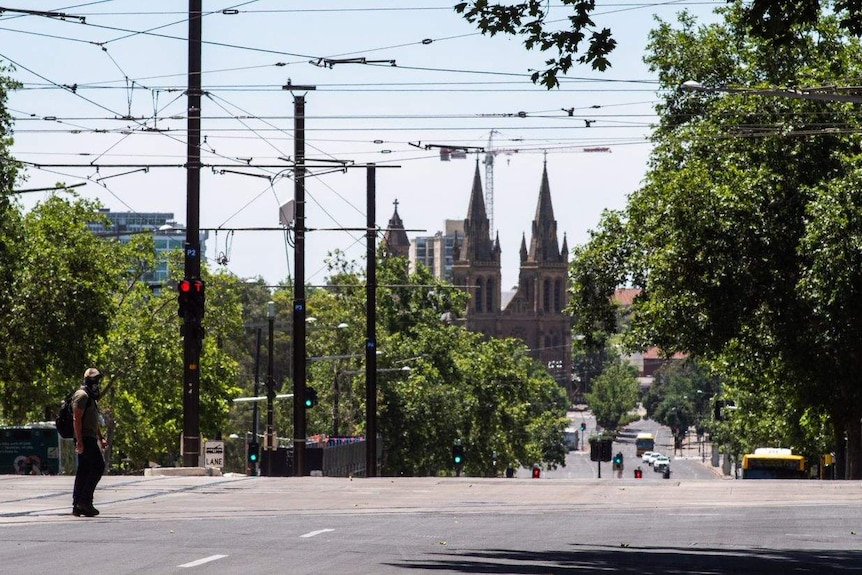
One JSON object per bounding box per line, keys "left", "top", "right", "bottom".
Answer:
{"left": 87, "top": 210, "right": 208, "bottom": 287}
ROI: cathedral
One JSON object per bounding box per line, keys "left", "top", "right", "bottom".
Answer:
{"left": 383, "top": 160, "right": 573, "bottom": 397}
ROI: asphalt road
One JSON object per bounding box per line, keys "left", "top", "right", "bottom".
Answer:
{"left": 2, "top": 472, "right": 861, "bottom": 574}
{"left": 544, "top": 412, "right": 719, "bottom": 481}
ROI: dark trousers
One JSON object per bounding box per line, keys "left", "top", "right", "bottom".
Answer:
{"left": 73, "top": 437, "right": 105, "bottom": 508}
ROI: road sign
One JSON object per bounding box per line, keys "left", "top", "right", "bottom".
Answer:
{"left": 204, "top": 440, "right": 224, "bottom": 468}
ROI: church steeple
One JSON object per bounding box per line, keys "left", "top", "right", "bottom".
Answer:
{"left": 466, "top": 160, "right": 487, "bottom": 222}
{"left": 382, "top": 198, "right": 410, "bottom": 259}
{"left": 527, "top": 159, "right": 563, "bottom": 263}
{"left": 461, "top": 160, "right": 498, "bottom": 262}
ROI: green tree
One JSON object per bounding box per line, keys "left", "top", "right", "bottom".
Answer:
{"left": 96, "top": 246, "right": 243, "bottom": 469}
{"left": 300, "top": 251, "right": 568, "bottom": 477}
{"left": 644, "top": 360, "right": 717, "bottom": 448}
{"left": 585, "top": 359, "right": 639, "bottom": 430}
{"left": 0, "top": 195, "right": 126, "bottom": 422}
{"left": 569, "top": 6, "right": 862, "bottom": 476}
{"left": 456, "top": 0, "right": 862, "bottom": 88}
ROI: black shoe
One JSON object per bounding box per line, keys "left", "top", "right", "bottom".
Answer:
{"left": 73, "top": 504, "right": 99, "bottom": 517}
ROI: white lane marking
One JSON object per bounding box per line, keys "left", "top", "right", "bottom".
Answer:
{"left": 300, "top": 528, "right": 335, "bottom": 538}
{"left": 178, "top": 554, "right": 228, "bottom": 568}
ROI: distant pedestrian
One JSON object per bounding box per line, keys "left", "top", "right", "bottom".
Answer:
{"left": 72, "top": 367, "right": 107, "bottom": 517}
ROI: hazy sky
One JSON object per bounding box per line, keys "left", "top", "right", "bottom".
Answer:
{"left": 4, "top": 1, "right": 721, "bottom": 290}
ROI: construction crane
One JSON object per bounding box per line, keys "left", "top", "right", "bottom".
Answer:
{"left": 483, "top": 130, "right": 500, "bottom": 239}
{"left": 481, "top": 130, "right": 610, "bottom": 239}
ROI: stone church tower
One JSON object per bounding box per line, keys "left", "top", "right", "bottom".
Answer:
{"left": 382, "top": 199, "right": 411, "bottom": 259}
{"left": 452, "top": 159, "right": 572, "bottom": 395}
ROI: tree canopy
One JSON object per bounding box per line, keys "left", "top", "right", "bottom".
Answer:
{"left": 457, "top": 0, "right": 862, "bottom": 87}
{"left": 568, "top": 5, "right": 862, "bottom": 476}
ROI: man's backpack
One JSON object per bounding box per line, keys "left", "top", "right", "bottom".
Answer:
{"left": 55, "top": 389, "right": 89, "bottom": 439}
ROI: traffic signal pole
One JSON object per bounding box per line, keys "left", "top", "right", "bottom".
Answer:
{"left": 266, "top": 302, "right": 275, "bottom": 477}
{"left": 365, "top": 164, "right": 378, "bottom": 477}
{"left": 181, "top": 0, "right": 203, "bottom": 468}
{"left": 251, "top": 328, "right": 261, "bottom": 476}
{"left": 287, "top": 85, "right": 315, "bottom": 477}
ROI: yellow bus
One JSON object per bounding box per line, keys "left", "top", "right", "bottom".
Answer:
{"left": 635, "top": 432, "right": 655, "bottom": 457}
{"left": 742, "top": 448, "right": 806, "bottom": 479}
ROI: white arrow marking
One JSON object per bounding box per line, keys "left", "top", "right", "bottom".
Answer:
{"left": 178, "top": 554, "right": 228, "bottom": 568}
{"left": 300, "top": 528, "right": 335, "bottom": 538}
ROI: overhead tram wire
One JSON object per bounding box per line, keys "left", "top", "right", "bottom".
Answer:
{"left": 1, "top": 57, "right": 300, "bottom": 184}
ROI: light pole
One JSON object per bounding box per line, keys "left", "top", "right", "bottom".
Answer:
{"left": 251, "top": 327, "right": 262, "bottom": 476}
{"left": 265, "top": 301, "right": 276, "bottom": 477}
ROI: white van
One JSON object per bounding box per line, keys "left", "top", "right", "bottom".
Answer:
{"left": 563, "top": 428, "right": 578, "bottom": 451}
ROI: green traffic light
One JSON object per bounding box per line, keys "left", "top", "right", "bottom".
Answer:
{"left": 454, "top": 455, "right": 462, "bottom": 464}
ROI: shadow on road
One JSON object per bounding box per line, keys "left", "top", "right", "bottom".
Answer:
{"left": 385, "top": 544, "right": 862, "bottom": 573}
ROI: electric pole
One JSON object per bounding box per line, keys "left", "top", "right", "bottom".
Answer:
{"left": 284, "top": 81, "right": 315, "bottom": 477}
{"left": 365, "top": 164, "right": 378, "bottom": 477}
{"left": 181, "top": 0, "right": 203, "bottom": 468}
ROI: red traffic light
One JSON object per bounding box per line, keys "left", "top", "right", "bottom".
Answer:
{"left": 179, "top": 279, "right": 192, "bottom": 293}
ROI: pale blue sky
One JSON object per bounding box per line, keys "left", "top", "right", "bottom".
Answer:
{"left": 3, "top": 1, "right": 721, "bottom": 289}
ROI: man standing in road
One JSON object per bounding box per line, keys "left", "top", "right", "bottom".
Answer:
{"left": 72, "top": 367, "right": 107, "bottom": 517}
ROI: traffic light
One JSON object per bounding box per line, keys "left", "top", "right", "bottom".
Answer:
{"left": 452, "top": 444, "right": 464, "bottom": 466}
{"left": 304, "top": 386, "right": 318, "bottom": 408}
{"left": 613, "top": 452, "right": 623, "bottom": 467}
{"left": 177, "top": 280, "right": 191, "bottom": 318}
{"left": 247, "top": 441, "right": 260, "bottom": 466}
{"left": 177, "top": 279, "right": 205, "bottom": 321}
{"left": 580, "top": 422, "right": 586, "bottom": 432}
{"left": 192, "top": 279, "right": 205, "bottom": 320}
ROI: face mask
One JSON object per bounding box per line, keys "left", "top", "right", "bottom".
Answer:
{"left": 84, "top": 377, "right": 102, "bottom": 400}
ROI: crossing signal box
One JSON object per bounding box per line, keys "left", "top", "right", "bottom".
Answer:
{"left": 634, "top": 467, "right": 643, "bottom": 479}
{"left": 531, "top": 465, "right": 541, "bottom": 479}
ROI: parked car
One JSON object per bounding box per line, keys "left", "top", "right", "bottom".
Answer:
{"left": 641, "top": 451, "right": 656, "bottom": 464}
{"left": 653, "top": 456, "right": 670, "bottom": 471}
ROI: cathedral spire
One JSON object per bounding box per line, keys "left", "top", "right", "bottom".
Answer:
{"left": 466, "top": 160, "right": 487, "bottom": 222}
{"left": 527, "top": 160, "right": 562, "bottom": 263}
{"left": 382, "top": 198, "right": 410, "bottom": 258}
{"left": 460, "top": 160, "right": 495, "bottom": 262}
